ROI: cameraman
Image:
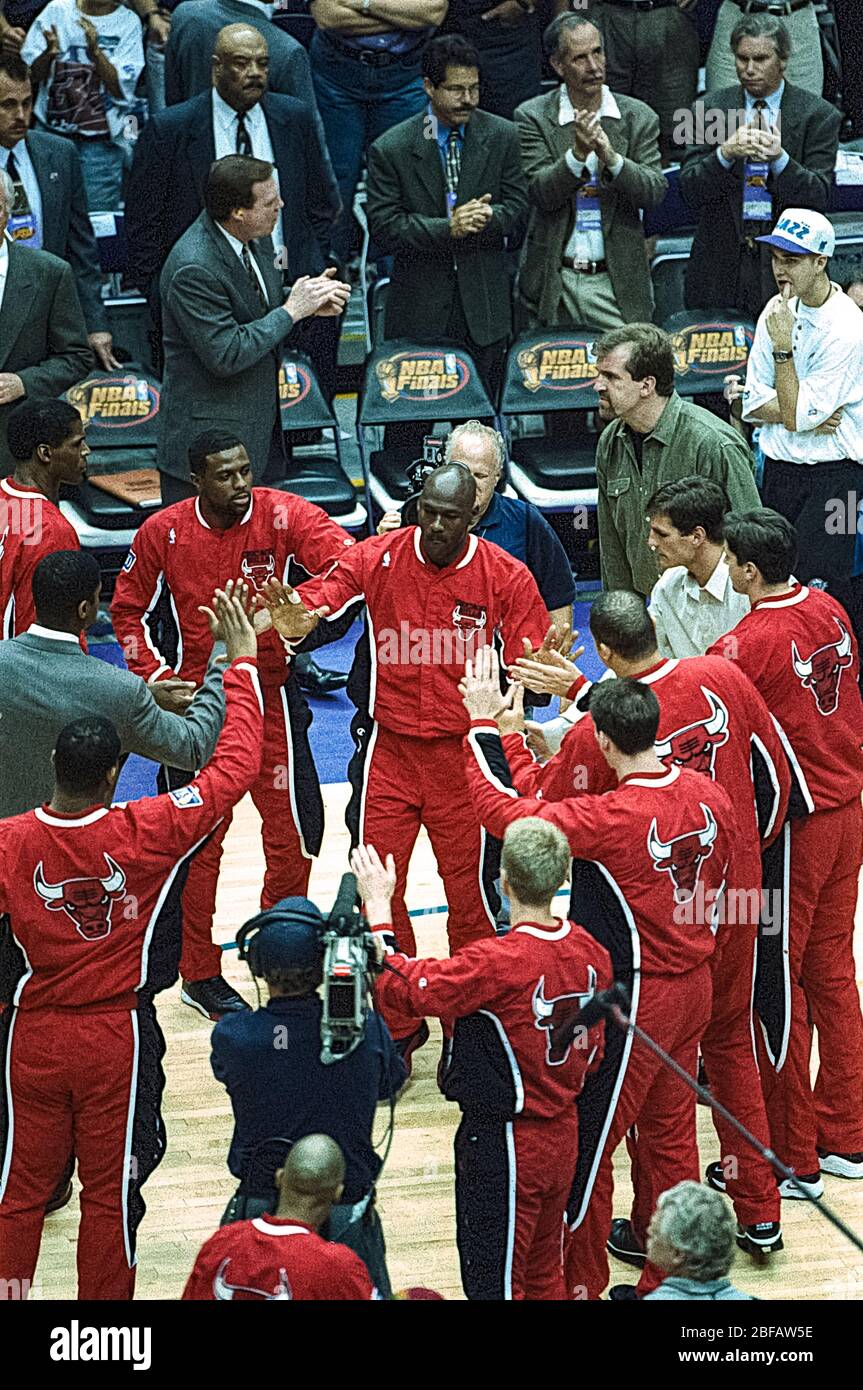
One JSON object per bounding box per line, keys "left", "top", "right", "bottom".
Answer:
{"left": 210, "top": 897, "right": 406, "bottom": 1297}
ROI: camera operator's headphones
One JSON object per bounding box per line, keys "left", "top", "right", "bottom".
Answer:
{"left": 236, "top": 898, "right": 326, "bottom": 979}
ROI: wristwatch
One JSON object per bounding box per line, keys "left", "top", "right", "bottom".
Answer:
{"left": 772, "top": 350, "right": 793, "bottom": 362}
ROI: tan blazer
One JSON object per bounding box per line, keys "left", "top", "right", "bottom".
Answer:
{"left": 515, "top": 87, "right": 667, "bottom": 327}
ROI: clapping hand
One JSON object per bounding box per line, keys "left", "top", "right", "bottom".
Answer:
{"left": 460, "top": 643, "right": 510, "bottom": 721}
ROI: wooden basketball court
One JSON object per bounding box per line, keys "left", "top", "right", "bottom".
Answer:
{"left": 34, "top": 784, "right": 863, "bottom": 1301}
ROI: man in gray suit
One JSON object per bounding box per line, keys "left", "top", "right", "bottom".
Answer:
{"left": 515, "top": 14, "right": 666, "bottom": 332}
{"left": 0, "top": 51, "right": 119, "bottom": 370}
{"left": 0, "top": 549, "right": 225, "bottom": 821}
{"left": 157, "top": 154, "right": 350, "bottom": 504}
{"left": 0, "top": 170, "right": 93, "bottom": 473}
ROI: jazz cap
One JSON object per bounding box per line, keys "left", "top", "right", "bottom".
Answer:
{"left": 756, "top": 209, "right": 836, "bottom": 257}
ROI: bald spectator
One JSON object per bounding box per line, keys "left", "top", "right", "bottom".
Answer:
{"left": 182, "top": 1136, "right": 380, "bottom": 1300}
{"left": 126, "top": 23, "right": 341, "bottom": 391}
{"left": 516, "top": 14, "right": 665, "bottom": 333}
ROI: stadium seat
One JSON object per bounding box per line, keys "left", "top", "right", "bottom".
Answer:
{"left": 356, "top": 337, "right": 497, "bottom": 522}
{"left": 644, "top": 165, "right": 695, "bottom": 240}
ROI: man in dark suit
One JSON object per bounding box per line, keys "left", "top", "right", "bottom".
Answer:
{"left": 0, "top": 51, "right": 118, "bottom": 370}
{"left": 157, "top": 154, "right": 350, "bottom": 505}
{"left": 127, "top": 23, "right": 341, "bottom": 393}
{"left": 0, "top": 173, "right": 93, "bottom": 471}
{"left": 164, "top": 0, "right": 331, "bottom": 171}
{"left": 680, "top": 14, "right": 840, "bottom": 320}
{"left": 366, "top": 32, "right": 527, "bottom": 400}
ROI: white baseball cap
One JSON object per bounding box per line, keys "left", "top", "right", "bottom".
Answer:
{"left": 756, "top": 208, "right": 836, "bottom": 257}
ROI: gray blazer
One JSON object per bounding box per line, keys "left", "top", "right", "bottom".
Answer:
{"left": 0, "top": 242, "right": 93, "bottom": 472}
{"left": 0, "top": 630, "right": 225, "bottom": 819}
{"left": 157, "top": 211, "right": 295, "bottom": 483}
{"left": 515, "top": 88, "right": 667, "bottom": 327}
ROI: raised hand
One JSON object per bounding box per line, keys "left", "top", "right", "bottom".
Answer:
{"left": 255, "top": 577, "right": 329, "bottom": 643}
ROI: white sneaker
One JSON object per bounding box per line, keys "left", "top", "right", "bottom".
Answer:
{"left": 818, "top": 1150, "right": 863, "bottom": 1179}
{"left": 778, "top": 1173, "right": 824, "bottom": 1200}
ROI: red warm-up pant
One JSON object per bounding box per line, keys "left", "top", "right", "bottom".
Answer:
{"left": 564, "top": 963, "right": 712, "bottom": 1300}
{"left": 0, "top": 1007, "right": 148, "bottom": 1300}
{"left": 757, "top": 800, "right": 863, "bottom": 1176}
{"left": 180, "top": 682, "right": 322, "bottom": 982}
{"left": 348, "top": 725, "right": 497, "bottom": 1037}
{"left": 629, "top": 864, "right": 779, "bottom": 1231}
{"left": 455, "top": 1111, "right": 578, "bottom": 1300}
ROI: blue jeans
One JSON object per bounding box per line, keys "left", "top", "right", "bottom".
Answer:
{"left": 310, "top": 31, "right": 427, "bottom": 260}
{"left": 76, "top": 136, "right": 126, "bottom": 213}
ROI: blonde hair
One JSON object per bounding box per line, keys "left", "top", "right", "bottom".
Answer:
{"left": 501, "top": 818, "right": 570, "bottom": 906}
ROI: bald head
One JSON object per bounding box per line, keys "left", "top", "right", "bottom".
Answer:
{"left": 213, "top": 24, "right": 269, "bottom": 112}
{"left": 417, "top": 464, "right": 476, "bottom": 567}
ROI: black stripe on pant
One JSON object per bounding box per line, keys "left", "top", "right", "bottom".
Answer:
{"left": 454, "top": 1113, "right": 515, "bottom": 1301}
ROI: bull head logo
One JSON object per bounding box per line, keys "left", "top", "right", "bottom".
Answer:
{"left": 647, "top": 805, "right": 717, "bottom": 904}
{"left": 452, "top": 603, "right": 487, "bottom": 642}
{"left": 791, "top": 619, "right": 853, "bottom": 715}
{"left": 532, "top": 966, "right": 597, "bottom": 1066}
{"left": 34, "top": 854, "right": 127, "bottom": 941}
{"left": 213, "top": 1258, "right": 292, "bottom": 1301}
{"left": 654, "top": 688, "right": 729, "bottom": 779}
{"left": 240, "top": 550, "right": 275, "bottom": 592}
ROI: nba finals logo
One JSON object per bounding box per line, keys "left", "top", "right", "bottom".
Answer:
{"left": 278, "top": 360, "right": 312, "bottom": 410}
{"left": 66, "top": 375, "right": 159, "bottom": 427}
{"left": 670, "top": 322, "right": 752, "bottom": 377}
{"left": 516, "top": 339, "right": 599, "bottom": 393}
{"left": 374, "top": 352, "right": 469, "bottom": 403}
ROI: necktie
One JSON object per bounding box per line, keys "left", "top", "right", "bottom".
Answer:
{"left": 752, "top": 97, "right": 768, "bottom": 131}
{"left": 444, "top": 128, "right": 461, "bottom": 203}
{"left": 241, "top": 242, "right": 267, "bottom": 310}
{"left": 236, "top": 111, "right": 252, "bottom": 157}
{"left": 6, "top": 151, "right": 33, "bottom": 224}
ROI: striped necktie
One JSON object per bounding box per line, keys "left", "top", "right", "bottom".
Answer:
{"left": 236, "top": 111, "right": 252, "bottom": 157}
{"left": 444, "top": 128, "right": 461, "bottom": 202}
{"left": 241, "top": 242, "right": 267, "bottom": 310}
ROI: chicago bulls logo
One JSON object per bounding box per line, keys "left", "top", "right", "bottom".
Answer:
{"left": 647, "top": 805, "right": 717, "bottom": 904}
{"left": 654, "top": 688, "right": 729, "bottom": 779}
{"left": 212, "top": 1258, "right": 292, "bottom": 1301}
{"left": 791, "top": 619, "right": 853, "bottom": 716}
{"left": 34, "top": 854, "right": 127, "bottom": 941}
{"left": 240, "top": 549, "right": 276, "bottom": 592}
{"left": 532, "top": 966, "right": 597, "bottom": 1066}
{"left": 452, "top": 601, "right": 487, "bottom": 641}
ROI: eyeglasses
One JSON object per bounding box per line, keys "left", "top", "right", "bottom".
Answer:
{"left": 440, "top": 84, "right": 480, "bottom": 99}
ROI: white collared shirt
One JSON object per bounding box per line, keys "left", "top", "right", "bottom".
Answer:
{"left": 211, "top": 89, "right": 285, "bottom": 255}
{"left": 649, "top": 555, "right": 751, "bottom": 658}
{"left": 26, "top": 623, "right": 81, "bottom": 644}
{"left": 0, "top": 236, "right": 8, "bottom": 315}
{"left": 235, "top": 0, "right": 275, "bottom": 16}
{"left": 0, "top": 140, "right": 43, "bottom": 249}
{"left": 559, "top": 84, "right": 624, "bottom": 263}
{"left": 216, "top": 222, "right": 269, "bottom": 304}
{"left": 743, "top": 285, "right": 863, "bottom": 464}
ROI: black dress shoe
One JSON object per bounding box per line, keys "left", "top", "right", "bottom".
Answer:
{"left": 607, "top": 1217, "right": 646, "bottom": 1268}
{"left": 608, "top": 1284, "right": 640, "bottom": 1300}
{"left": 293, "top": 653, "right": 348, "bottom": 696}
{"left": 181, "top": 976, "right": 251, "bottom": 1021}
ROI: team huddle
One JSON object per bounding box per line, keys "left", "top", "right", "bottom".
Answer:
{"left": 0, "top": 408, "right": 862, "bottom": 1301}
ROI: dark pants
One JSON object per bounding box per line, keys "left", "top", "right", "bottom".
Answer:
{"left": 383, "top": 292, "right": 507, "bottom": 454}
{"left": 220, "top": 1187, "right": 392, "bottom": 1298}
{"left": 761, "top": 456, "right": 860, "bottom": 584}
{"left": 590, "top": 1, "right": 699, "bottom": 162}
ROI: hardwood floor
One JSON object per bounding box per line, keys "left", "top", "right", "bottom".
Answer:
{"left": 34, "top": 785, "right": 863, "bottom": 1301}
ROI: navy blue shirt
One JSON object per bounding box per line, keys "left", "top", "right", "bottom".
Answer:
{"left": 473, "top": 492, "right": 576, "bottom": 612}
{"left": 211, "top": 997, "right": 406, "bottom": 1204}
